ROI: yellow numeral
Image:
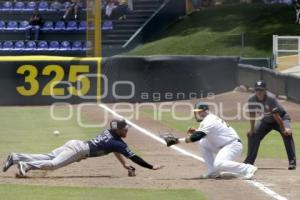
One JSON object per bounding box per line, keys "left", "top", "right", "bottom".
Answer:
{"left": 16, "top": 65, "right": 39, "bottom": 96}
{"left": 42, "top": 65, "right": 65, "bottom": 96}
{"left": 68, "top": 65, "right": 90, "bottom": 96}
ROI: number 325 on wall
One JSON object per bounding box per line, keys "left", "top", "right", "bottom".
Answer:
{"left": 16, "top": 65, "right": 90, "bottom": 96}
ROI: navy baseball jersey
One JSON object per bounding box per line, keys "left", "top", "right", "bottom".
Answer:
{"left": 87, "top": 129, "right": 135, "bottom": 158}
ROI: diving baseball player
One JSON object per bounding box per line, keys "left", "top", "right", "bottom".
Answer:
{"left": 244, "top": 80, "right": 296, "bottom": 170}
{"left": 3, "top": 119, "right": 163, "bottom": 177}
{"left": 163, "top": 102, "right": 257, "bottom": 179}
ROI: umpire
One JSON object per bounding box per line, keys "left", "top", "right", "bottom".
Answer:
{"left": 244, "top": 80, "right": 296, "bottom": 170}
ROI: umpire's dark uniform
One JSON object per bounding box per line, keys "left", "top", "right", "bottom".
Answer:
{"left": 244, "top": 81, "right": 296, "bottom": 170}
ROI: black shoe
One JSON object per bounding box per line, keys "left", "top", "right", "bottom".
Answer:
{"left": 288, "top": 164, "right": 296, "bottom": 170}
{"left": 288, "top": 160, "right": 296, "bottom": 170}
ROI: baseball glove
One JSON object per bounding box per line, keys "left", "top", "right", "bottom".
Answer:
{"left": 162, "top": 133, "right": 179, "bottom": 147}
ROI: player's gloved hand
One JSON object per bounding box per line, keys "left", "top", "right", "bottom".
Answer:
{"left": 162, "top": 133, "right": 179, "bottom": 147}
{"left": 152, "top": 165, "right": 164, "bottom": 170}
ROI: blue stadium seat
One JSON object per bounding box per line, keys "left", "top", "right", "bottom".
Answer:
{"left": 60, "top": 41, "right": 71, "bottom": 50}
{"left": 3, "top": 41, "right": 14, "bottom": 50}
{"left": 7, "top": 21, "right": 18, "bottom": 30}
{"left": 2, "top": 41, "right": 13, "bottom": 50}
{"left": 63, "top": 2, "right": 71, "bottom": 10}
{"left": 14, "top": 1, "right": 25, "bottom": 11}
{"left": 50, "top": 1, "right": 62, "bottom": 11}
{"left": 78, "top": 21, "right": 87, "bottom": 30}
{"left": 38, "top": 1, "right": 48, "bottom": 11}
{"left": 1, "top": 1, "right": 13, "bottom": 10}
{"left": 37, "top": 41, "right": 48, "bottom": 50}
{"left": 49, "top": 41, "right": 59, "bottom": 50}
{"left": 19, "top": 21, "right": 29, "bottom": 30}
{"left": 83, "top": 41, "right": 92, "bottom": 51}
{"left": 26, "top": 41, "right": 36, "bottom": 50}
{"left": 72, "top": 41, "right": 82, "bottom": 50}
{"left": 15, "top": 40, "right": 25, "bottom": 50}
{"left": 66, "top": 21, "right": 77, "bottom": 30}
{"left": 0, "top": 21, "right": 5, "bottom": 30}
{"left": 26, "top": 1, "right": 36, "bottom": 11}
{"left": 42, "top": 21, "right": 54, "bottom": 31}
{"left": 54, "top": 21, "right": 65, "bottom": 30}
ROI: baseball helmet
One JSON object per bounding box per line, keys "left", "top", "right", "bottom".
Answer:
{"left": 110, "top": 118, "right": 129, "bottom": 130}
{"left": 193, "top": 101, "right": 209, "bottom": 112}
{"left": 254, "top": 80, "right": 266, "bottom": 91}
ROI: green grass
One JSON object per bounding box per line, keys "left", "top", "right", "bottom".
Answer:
{"left": 128, "top": 3, "right": 299, "bottom": 57}
{"left": 0, "top": 184, "right": 206, "bottom": 200}
{"left": 0, "top": 106, "right": 99, "bottom": 154}
{"left": 0, "top": 106, "right": 206, "bottom": 199}
{"left": 141, "top": 109, "right": 300, "bottom": 159}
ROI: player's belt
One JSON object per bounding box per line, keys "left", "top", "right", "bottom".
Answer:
{"left": 219, "top": 138, "right": 242, "bottom": 149}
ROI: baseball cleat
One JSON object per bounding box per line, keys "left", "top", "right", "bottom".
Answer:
{"left": 288, "top": 164, "right": 296, "bottom": 170}
{"left": 288, "top": 160, "right": 296, "bottom": 170}
{"left": 243, "top": 166, "right": 258, "bottom": 180}
{"left": 2, "top": 153, "right": 14, "bottom": 172}
{"left": 17, "top": 162, "right": 29, "bottom": 177}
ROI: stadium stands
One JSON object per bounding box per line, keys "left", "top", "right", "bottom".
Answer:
{"left": 0, "top": 0, "right": 87, "bottom": 56}
{"left": 102, "top": 0, "right": 163, "bottom": 54}
{"left": 0, "top": 0, "right": 164, "bottom": 56}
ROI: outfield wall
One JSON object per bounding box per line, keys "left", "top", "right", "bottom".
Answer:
{"left": 101, "top": 56, "right": 239, "bottom": 103}
{"left": 0, "top": 56, "right": 100, "bottom": 105}
{"left": 0, "top": 56, "right": 238, "bottom": 105}
{"left": 1, "top": 56, "right": 299, "bottom": 105}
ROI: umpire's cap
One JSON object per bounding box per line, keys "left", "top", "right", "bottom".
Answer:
{"left": 254, "top": 80, "right": 266, "bottom": 91}
{"left": 193, "top": 101, "right": 209, "bottom": 112}
{"left": 110, "top": 118, "right": 129, "bottom": 130}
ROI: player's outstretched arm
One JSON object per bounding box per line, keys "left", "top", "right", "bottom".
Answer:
{"left": 129, "top": 155, "right": 163, "bottom": 170}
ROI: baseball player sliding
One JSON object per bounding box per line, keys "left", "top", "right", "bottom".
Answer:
{"left": 3, "top": 119, "right": 163, "bottom": 177}
{"left": 163, "top": 102, "right": 257, "bottom": 179}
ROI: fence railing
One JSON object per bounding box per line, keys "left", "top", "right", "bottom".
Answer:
{"left": 238, "top": 64, "right": 300, "bottom": 102}
{"left": 273, "top": 35, "right": 300, "bottom": 68}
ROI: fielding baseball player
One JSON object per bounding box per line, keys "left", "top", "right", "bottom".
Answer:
{"left": 244, "top": 80, "right": 296, "bottom": 170}
{"left": 163, "top": 102, "right": 257, "bottom": 179}
{"left": 3, "top": 119, "right": 162, "bottom": 177}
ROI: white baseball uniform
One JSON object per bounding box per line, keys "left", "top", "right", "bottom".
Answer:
{"left": 197, "top": 113, "right": 255, "bottom": 176}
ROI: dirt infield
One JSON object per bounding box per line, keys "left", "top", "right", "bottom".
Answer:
{"left": 0, "top": 91, "right": 299, "bottom": 200}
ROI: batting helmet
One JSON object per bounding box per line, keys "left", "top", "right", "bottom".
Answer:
{"left": 110, "top": 119, "right": 129, "bottom": 130}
